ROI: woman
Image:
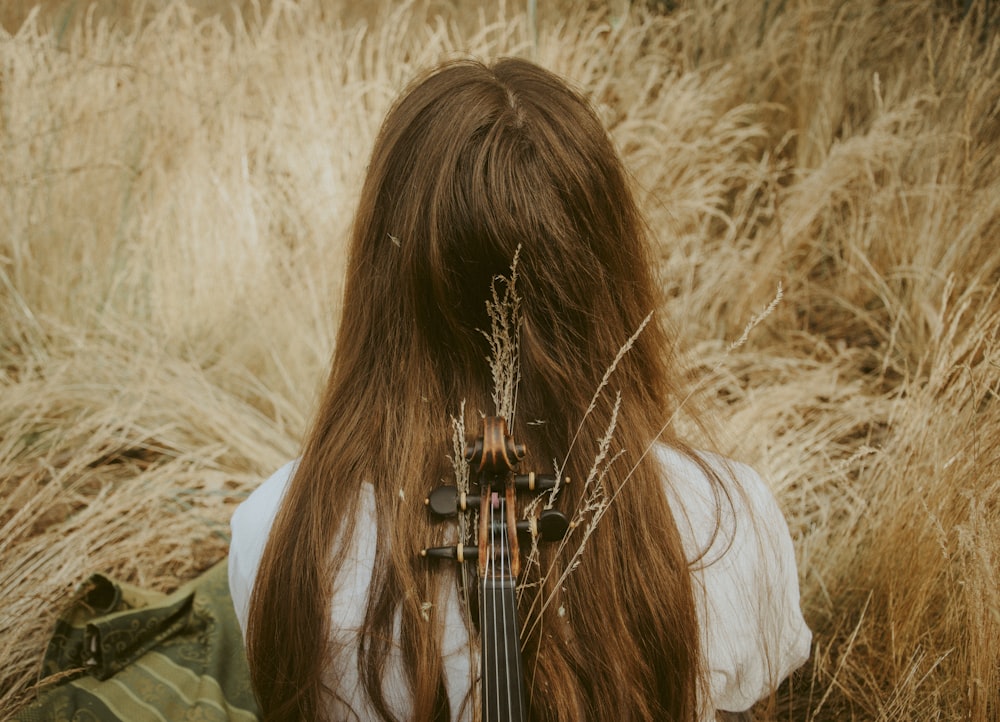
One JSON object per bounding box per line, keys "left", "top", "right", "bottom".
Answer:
{"left": 229, "top": 58, "right": 810, "bottom": 722}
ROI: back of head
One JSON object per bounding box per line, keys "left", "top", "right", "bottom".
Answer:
{"left": 339, "top": 58, "right": 669, "bottom": 431}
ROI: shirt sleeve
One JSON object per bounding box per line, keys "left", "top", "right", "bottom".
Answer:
{"left": 228, "top": 460, "right": 298, "bottom": 637}
{"left": 658, "top": 447, "right": 812, "bottom": 713}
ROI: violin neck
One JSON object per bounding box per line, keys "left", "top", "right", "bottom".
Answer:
{"left": 480, "top": 576, "right": 527, "bottom": 722}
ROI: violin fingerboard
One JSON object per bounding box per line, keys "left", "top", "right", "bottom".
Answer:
{"left": 480, "top": 578, "right": 528, "bottom": 722}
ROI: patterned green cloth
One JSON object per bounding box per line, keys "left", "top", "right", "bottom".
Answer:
{"left": 15, "top": 559, "right": 260, "bottom": 722}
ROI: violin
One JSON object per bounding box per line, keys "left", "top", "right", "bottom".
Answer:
{"left": 422, "top": 416, "right": 568, "bottom": 722}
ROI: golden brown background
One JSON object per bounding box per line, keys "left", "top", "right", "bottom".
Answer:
{"left": 2, "top": 1, "right": 997, "bottom": 719}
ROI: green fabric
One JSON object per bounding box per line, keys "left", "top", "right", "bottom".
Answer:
{"left": 15, "top": 559, "right": 260, "bottom": 722}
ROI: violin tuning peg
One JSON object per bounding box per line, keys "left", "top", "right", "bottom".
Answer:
{"left": 537, "top": 509, "right": 570, "bottom": 541}
{"left": 425, "top": 485, "right": 479, "bottom": 517}
{"left": 421, "top": 543, "right": 478, "bottom": 563}
{"left": 514, "top": 473, "right": 559, "bottom": 492}
{"left": 515, "top": 509, "right": 570, "bottom": 542}
{"left": 426, "top": 486, "right": 458, "bottom": 517}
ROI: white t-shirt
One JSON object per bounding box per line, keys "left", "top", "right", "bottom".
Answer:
{"left": 229, "top": 446, "right": 811, "bottom": 720}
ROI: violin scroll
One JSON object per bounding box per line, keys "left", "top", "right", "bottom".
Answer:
{"left": 464, "top": 416, "right": 525, "bottom": 475}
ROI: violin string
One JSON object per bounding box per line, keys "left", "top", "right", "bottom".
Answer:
{"left": 482, "top": 482, "right": 525, "bottom": 721}
{"left": 506, "top": 497, "right": 521, "bottom": 718}
{"left": 495, "top": 492, "right": 504, "bottom": 721}
{"left": 482, "top": 490, "right": 488, "bottom": 722}
{"left": 487, "top": 489, "right": 497, "bottom": 722}
{"left": 492, "top": 492, "right": 498, "bottom": 722}
{"left": 500, "top": 492, "right": 511, "bottom": 721}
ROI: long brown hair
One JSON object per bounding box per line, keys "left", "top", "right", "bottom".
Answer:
{"left": 246, "top": 57, "right": 702, "bottom": 721}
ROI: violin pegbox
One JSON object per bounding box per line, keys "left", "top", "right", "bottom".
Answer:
{"left": 420, "top": 416, "right": 570, "bottom": 568}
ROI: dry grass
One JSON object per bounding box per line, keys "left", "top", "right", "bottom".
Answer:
{"left": 1, "top": 0, "right": 998, "bottom": 719}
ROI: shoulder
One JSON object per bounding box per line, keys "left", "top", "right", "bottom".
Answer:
{"left": 227, "top": 461, "right": 379, "bottom": 635}
{"left": 654, "top": 445, "right": 812, "bottom": 713}
{"left": 230, "top": 459, "right": 298, "bottom": 559}
{"left": 228, "top": 460, "right": 298, "bottom": 633}
{"left": 655, "top": 446, "right": 792, "bottom": 564}
{"left": 231, "top": 460, "right": 298, "bottom": 531}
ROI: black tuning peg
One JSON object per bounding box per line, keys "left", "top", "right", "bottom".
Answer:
{"left": 516, "top": 509, "right": 570, "bottom": 542}
{"left": 421, "top": 543, "right": 479, "bottom": 563}
{"left": 426, "top": 480, "right": 568, "bottom": 521}
{"left": 514, "top": 473, "right": 565, "bottom": 492}
{"left": 422, "top": 509, "right": 569, "bottom": 566}
{"left": 425, "top": 485, "right": 481, "bottom": 517}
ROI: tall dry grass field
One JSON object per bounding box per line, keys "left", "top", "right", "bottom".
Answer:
{"left": 1, "top": 0, "right": 998, "bottom": 719}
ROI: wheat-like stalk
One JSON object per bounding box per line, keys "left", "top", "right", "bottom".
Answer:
{"left": 482, "top": 247, "right": 523, "bottom": 422}
{"left": 545, "top": 311, "right": 652, "bottom": 508}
